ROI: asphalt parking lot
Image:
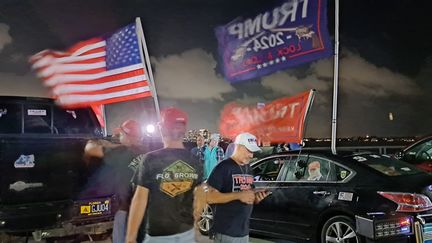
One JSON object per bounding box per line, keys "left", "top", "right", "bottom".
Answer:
{"left": 195, "top": 230, "right": 294, "bottom": 243}
{"left": 22, "top": 232, "right": 295, "bottom": 243}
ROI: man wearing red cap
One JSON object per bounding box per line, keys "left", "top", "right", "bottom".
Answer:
{"left": 84, "top": 119, "right": 145, "bottom": 243}
{"left": 126, "top": 107, "right": 202, "bottom": 243}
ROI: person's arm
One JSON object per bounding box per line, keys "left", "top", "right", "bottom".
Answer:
{"left": 84, "top": 140, "right": 105, "bottom": 158}
{"left": 193, "top": 183, "right": 254, "bottom": 227}
{"left": 205, "top": 164, "right": 254, "bottom": 204}
{"left": 193, "top": 184, "right": 208, "bottom": 227}
{"left": 126, "top": 154, "right": 150, "bottom": 243}
{"left": 205, "top": 184, "right": 254, "bottom": 204}
{"left": 84, "top": 139, "right": 120, "bottom": 158}
{"left": 126, "top": 186, "right": 149, "bottom": 243}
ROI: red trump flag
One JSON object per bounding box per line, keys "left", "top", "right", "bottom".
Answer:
{"left": 220, "top": 90, "right": 315, "bottom": 145}
{"left": 29, "top": 23, "right": 152, "bottom": 108}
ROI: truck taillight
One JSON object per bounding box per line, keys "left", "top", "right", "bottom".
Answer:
{"left": 378, "top": 192, "right": 432, "bottom": 212}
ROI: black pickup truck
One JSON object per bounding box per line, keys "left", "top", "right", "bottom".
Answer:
{"left": 0, "top": 96, "right": 121, "bottom": 241}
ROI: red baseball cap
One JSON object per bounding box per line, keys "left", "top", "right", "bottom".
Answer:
{"left": 160, "top": 107, "right": 188, "bottom": 128}
{"left": 116, "top": 119, "right": 142, "bottom": 137}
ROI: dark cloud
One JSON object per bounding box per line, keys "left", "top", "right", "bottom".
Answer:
{"left": 152, "top": 48, "right": 234, "bottom": 100}
{"left": 0, "top": 0, "right": 430, "bottom": 138}
{"left": 0, "top": 72, "right": 49, "bottom": 97}
{"left": 0, "top": 23, "right": 12, "bottom": 52}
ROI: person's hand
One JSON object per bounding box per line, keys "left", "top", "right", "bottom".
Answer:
{"left": 238, "top": 190, "right": 255, "bottom": 204}
{"left": 125, "top": 238, "right": 137, "bottom": 243}
{"left": 254, "top": 190, "right": 271, "bottom": 204}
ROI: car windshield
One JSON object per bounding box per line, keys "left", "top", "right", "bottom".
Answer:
{"left": 349, "top": 154, "right": 422, "bottom": 176}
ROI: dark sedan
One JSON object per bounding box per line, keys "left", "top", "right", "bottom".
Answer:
{"left": 395, "top": 135, "right": 432, "bottom": 173}
{"left": 199, "top": 150, "right": 432, "bottom": 243}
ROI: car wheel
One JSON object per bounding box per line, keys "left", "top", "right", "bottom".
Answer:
{"left": 321, "top": 215, "right": 362, "bottom": 243}
{"left": 198, "top": 204, "right": 213, "bottom": 235}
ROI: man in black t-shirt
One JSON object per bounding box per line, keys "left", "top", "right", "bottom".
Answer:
{"left": 205, "top": 132, "right": 271, "bottom": 243}
{"left": 84, "top": 119, "right": 145, "bottom": 243}
{"left": 126, "top": 107, "right": 202, "bottom": 243}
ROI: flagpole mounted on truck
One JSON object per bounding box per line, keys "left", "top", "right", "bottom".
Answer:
{"left": 135, "top": 17, "right": 161, "bottom": 123}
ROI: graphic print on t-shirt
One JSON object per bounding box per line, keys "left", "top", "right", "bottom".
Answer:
{"left": 156, "top": 160, "right": 198, "bottom": 197}
{"left": 232, "top": 174, "right": 254, "bottom": 192}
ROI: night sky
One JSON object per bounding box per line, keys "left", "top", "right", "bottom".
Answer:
{"left": 0, "top": 0, "right": 431, "bottom": 138}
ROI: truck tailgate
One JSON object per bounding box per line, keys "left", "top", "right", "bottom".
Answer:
{"left": 0, "top": 136, "right": 109, "bottom": 204}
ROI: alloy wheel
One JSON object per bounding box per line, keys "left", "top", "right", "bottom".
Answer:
{"left": 325, "top": 221, "right": 360, "bottom": 243}
{"left": 198, "top": 204, "right": 213, "bottom": 235}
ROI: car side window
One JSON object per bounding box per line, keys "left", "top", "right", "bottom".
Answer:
{"left": 283, "top": 157, "right": 302, "bottom": 181}
{"left": 281, "top": 156, "right": 309, "bottom": 182}
{"left": 252, "top": 158, "right": 285, "bottom": 181}
{"left": 53, "top": 107, "right": 100, "bottom": 135}
{"left": 0, "top": 103, "right": 22, "bottom": 134}
{"left": 24, "top": 104, "right": 52, "bottom": 134}
{"left": 282, "top": 156, "right": 334, "bottom": 182}
{"left": 279, "top": 156, "right": 353, "bottom": 182}
{"left": 334, "top": 165, "right": 351, "bottom": 181}
{"left": 405, "top": 139, "right": 432, "bottom": 162}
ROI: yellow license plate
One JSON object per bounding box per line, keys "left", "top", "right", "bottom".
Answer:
{"left": 79, "top": 199, "right": 111, "bottom": 216}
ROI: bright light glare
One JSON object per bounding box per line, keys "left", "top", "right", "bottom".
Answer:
{"left": 146, "top": 124, "right": 156, "bottom": 133}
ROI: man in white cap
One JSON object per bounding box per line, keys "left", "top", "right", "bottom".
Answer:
{"left": 201, "top": 132, "right": 271, "bottom": 243}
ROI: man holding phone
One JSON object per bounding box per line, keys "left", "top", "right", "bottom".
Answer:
{"left": 203, "top": 132, "right": 271, "bottom": 243}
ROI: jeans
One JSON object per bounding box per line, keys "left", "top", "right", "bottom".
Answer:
{"left": 112, "top": 210, "right": 128, "bottom": 243}
{"left": 213, "top": 233, "right": 249, "bottom": 243}
{"left": 143, "top": 228, "right": 195, "bottom": 243}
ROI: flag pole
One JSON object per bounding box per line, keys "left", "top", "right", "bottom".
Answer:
{"left": 102, "top": 105, "right": 108, "bottom": 136}
{"left": 302, "top": 89, "right": 316, "bottom": 146}
{"left": 135, "top": 17, "right": 161, "bottom": 122}
{"left": 331, "top": 0, "right": 340, "bottom": 155}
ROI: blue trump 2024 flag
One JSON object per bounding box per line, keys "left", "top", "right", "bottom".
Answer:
{"left": 215, "top": 0, "right": 332, "bottom": 83}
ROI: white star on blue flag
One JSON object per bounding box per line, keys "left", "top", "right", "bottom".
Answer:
{"left": 106, "top": 24, "right": 141, "bottom": 70}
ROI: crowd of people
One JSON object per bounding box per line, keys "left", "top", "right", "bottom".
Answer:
{"left": 85, "top": 107, "right": 271, "bottom": 243}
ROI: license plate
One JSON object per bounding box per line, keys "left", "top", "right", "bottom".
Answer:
{"left": 78, "top": 198, "right": 111, "bottom": 217}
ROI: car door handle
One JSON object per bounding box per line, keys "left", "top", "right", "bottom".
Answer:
{"left": 313, "top": 191, "right": 331, "bottom": 196}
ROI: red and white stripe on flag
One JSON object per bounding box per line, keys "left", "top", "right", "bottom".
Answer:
{"left": 29, "top": 23, "right": 152, "bottom": 108}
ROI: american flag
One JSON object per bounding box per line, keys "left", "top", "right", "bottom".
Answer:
{"left": 30, "top": 23, "right": 152, "bottom": 108}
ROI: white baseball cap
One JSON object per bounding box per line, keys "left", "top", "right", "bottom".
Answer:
{"left": 234, "top": 132, "right": 262, "bottom": 152}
